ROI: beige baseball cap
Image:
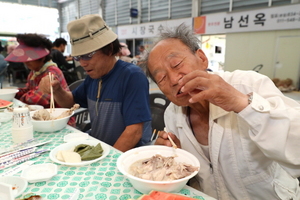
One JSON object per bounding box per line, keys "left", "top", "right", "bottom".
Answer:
{"left": 67, "top": 14, "right": 118, "bottom": 56}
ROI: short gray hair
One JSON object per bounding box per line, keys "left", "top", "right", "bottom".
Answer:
{"left": 143, "top": 23, "right": 200, "bottom": 82}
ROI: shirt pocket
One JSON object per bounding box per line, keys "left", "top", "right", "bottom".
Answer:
{"left": 273, "top": 181, "right": 299, "bottom": 200}
{"left": 273, "top": 167, "right": 300, "bottom": 200}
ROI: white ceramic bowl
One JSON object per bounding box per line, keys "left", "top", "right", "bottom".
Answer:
{"left": 0, "top": 89, "right": 19, "bottom": 101}
{"left": 117, "top": 145, "right": 200, "bottom": 194}
{"left": 30, "top": 108, "right": 74, "bottom": 132}
{"left": 21, "top": 163, "right": 57, "bottom": 183}
{"left": 0, "top": 176, "right": 28, "bottom": 198}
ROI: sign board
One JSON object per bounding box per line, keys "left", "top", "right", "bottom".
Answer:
{"left": 117, "top": 18, "right": 193, "bottom": 39}
{"left": 194, "top": 4, "right": 300, "bottom": 34}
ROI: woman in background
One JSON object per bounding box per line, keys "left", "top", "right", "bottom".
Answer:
{"left": 5, "top": 33, "right": 75, "bottom": 126}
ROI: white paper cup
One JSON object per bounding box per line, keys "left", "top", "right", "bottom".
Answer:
{"left": 12, "top": 107, "right": 32, "bottom": 129}
{"left": 11, "top": 125, "right": 34, "bottom": 144}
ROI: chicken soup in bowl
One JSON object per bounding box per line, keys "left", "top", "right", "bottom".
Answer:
{"left": 117, "top": 145, "right": 200, "bottom": 194}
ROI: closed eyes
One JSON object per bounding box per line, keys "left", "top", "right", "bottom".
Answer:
{"left": 171, "top": 57, "right": 186, "bottom": 69}
{"left": 157, "top": 75, "right": 166, "bottom": 84}
{"left": 156, "top": 57, "right": 186, "bottom": 85}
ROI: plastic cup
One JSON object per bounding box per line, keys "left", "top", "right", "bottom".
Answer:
{"left": 11, "top": 107, "right": 34, "bottom": 144}
{"left": 11, "top": 125, "right": 34, "bottom": 144}
{"left": 12, "top": 107, "right": 32, "bottom": 129}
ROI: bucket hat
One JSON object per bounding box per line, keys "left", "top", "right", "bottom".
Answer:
{"left": 67, "top": 14, "right": 118, "bottom": 56}
{"left": 5, "top": 43, "right": 50, "bottom": 62}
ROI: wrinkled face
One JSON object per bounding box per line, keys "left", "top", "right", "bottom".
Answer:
{"left": 148, "top": 39, "right": 208, "bottom": 106}
{"left": 77, "top": 50, "right": 111, "bottom": 79}
{"left": 24, "top": 58, "right": 45, "bottom": 71}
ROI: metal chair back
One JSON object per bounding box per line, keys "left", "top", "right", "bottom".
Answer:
{"left": 69, "top": 79, "right": 84, "bottom": 91}
{"left": 69, "top": 79, "right": 91, "bottom": 132}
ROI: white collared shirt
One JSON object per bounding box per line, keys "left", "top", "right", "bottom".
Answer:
{"left": 165, "top": 70, "right": 300, "bottom": 200}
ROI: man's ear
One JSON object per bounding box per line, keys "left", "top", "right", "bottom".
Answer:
{"left": 195, "top": 49, "right": 209, "bottom": 69}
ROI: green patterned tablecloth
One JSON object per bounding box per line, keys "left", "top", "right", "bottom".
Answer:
{"left": 0, "top": 119, "right": 215, "bottom": 200}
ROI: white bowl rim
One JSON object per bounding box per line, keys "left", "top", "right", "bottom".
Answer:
{"left": 117, "top": 145, "right": 200, "bottom": 184}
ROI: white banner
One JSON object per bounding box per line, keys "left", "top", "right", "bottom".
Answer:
{"left": 117, "top": 18, "right": 193, "bottom": 39}
{"left": 194, "top": 4, "right": 300, "bottom": 34}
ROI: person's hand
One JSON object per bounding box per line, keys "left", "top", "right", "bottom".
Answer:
{"left": 178, "top": 70, "right": 248, "bottom": 113}
{"left": 39, "top": 75, "right": 62, "bottom": 94}
{"left": 154, "top": 131, "right": 181, "bottom": 148}
{"left": 65, "top": 56, "right": 73, "bottom": 61}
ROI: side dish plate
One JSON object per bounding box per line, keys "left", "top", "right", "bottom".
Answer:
{"left": 49, "top": 139, "right": 110, "bottom": 166}
{"left": 21, "top": 163, "right": 57, "bottom": 183}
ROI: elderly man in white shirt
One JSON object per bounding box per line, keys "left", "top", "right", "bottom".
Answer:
{"left": 144, "top": 23, "right": 300, "bottom": 200}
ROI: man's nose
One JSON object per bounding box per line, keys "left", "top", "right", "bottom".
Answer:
{"left": 169, "top": 73, "right": 182, "bottom": 87}
{"left": 79, "top": 60, "right": 88, "bottom": 67}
